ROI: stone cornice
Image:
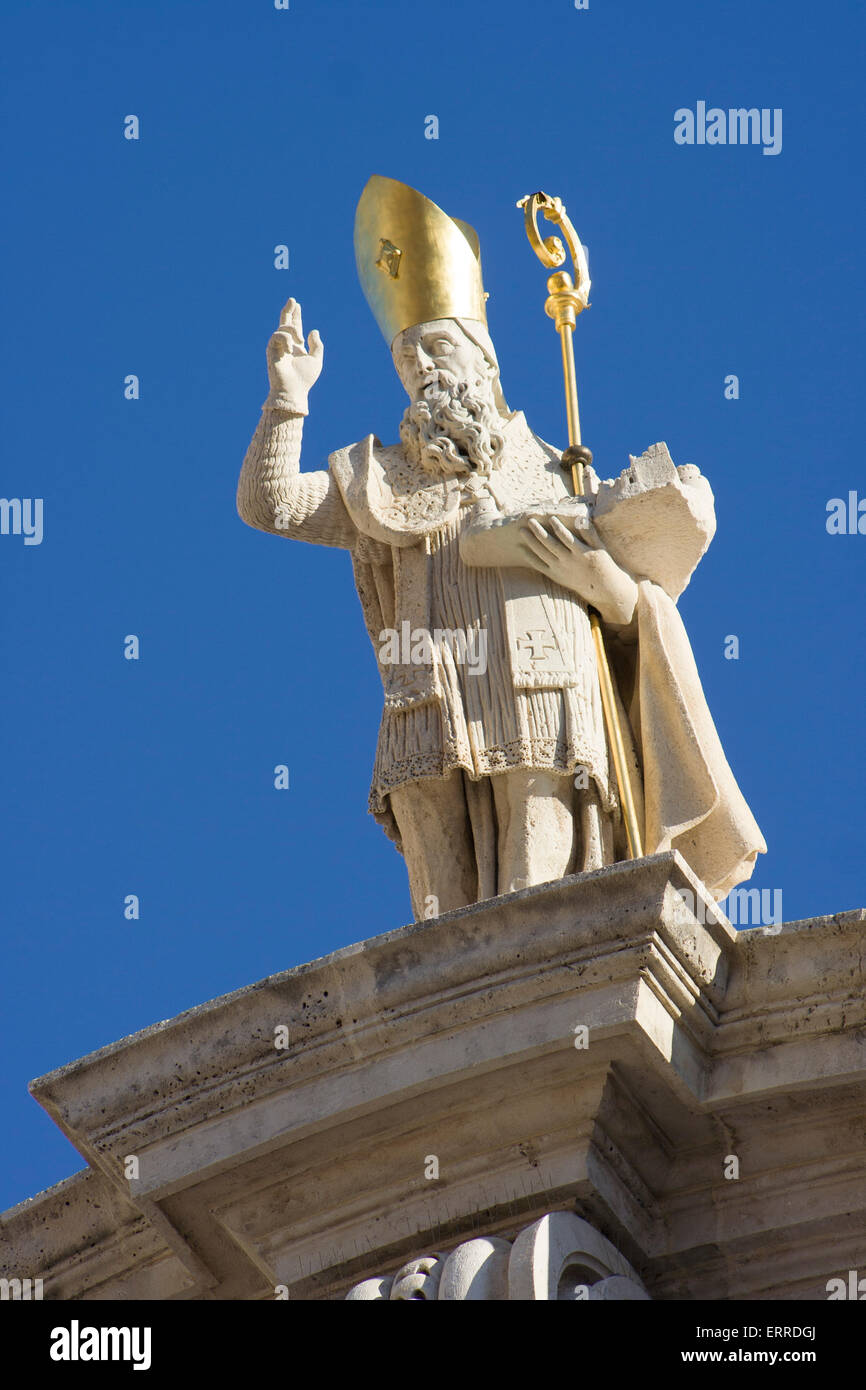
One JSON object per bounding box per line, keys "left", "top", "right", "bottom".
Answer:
{"left": 2, "top": 854, "right": 863, "bottom": 1301}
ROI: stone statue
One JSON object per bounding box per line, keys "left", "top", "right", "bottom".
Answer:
{"left": 237, "top": 175, "right": 765, "bottom": 919}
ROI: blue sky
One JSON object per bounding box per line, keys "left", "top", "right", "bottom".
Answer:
{"left": 1, "top": 0, "right": 864, "bottom": 1209}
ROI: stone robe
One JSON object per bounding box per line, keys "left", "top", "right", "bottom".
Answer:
{"left": 331, "top": 415, "right": 614, "bottom": 819}
{"left": 329, "top": 413, "right": 765, "bottom": 900}
{"left": 239, "top": 407, "right": 766, "bottom": 900}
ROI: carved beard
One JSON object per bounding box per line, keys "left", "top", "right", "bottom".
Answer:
{"left": 399, "top": 372, "right": 506, "bottom": 477}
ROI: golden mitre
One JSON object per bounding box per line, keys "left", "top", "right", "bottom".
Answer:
{"left": 355, "top": 175, "right": 488, "bottom": 346}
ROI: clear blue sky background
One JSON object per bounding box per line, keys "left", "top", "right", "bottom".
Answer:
{"left": 1, "top": 0, "right": 864, "bottom": 1210}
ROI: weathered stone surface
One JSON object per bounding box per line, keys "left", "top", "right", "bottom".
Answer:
{"left": 439, "top": 1237, "right": 510, "bottom": 1301}
{"left": 592, "top": 442, "right": 716, "bottom": 601}
{"left": 1, "top": 854, "right": 863, "bottom": 1301}
{"left": 508, "top": 1212, "right": 644, "bottom": 1301}
{"left": 346, "top": 1214, "right": 648, "bottom": 1300}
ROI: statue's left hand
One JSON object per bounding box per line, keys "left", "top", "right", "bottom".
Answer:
{"left": 519, "top": 516, "right": 638, "bottom": 627}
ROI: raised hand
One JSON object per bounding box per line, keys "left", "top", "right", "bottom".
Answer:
{"left": 264, "top": 298, "right": 324, "bottom": 414}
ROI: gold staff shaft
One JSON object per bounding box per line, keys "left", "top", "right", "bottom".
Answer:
{"left": 558, "top": 318, "right": 583, "bottom": 458}
{"left": 557, "top": 311, "right": 644, "bottom": 860}
{"left": 519, "top": 193, "right": 644, "bottom": 860}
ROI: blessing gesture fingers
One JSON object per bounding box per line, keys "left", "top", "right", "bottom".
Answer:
{"left": 264, "top": 297, "right": 324, "bottom": 414}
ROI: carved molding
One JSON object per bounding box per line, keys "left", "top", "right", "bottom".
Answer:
{"left": 346, "top": 1212, "right": 650, "bottom": 1301}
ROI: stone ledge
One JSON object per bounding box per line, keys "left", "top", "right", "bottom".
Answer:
{"left": 2, "top": 853, "right": 863, "bottom": 1300}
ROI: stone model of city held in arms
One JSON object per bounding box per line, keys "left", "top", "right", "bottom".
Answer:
{"left": 237, "top": 176, "right": 766, "bottom": 919}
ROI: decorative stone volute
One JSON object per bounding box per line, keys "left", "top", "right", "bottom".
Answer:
{"left": 346, "top": 1213, "right": 649, "bottom": 1301}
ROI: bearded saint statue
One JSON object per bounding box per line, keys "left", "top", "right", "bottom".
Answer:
{"left": 237, "top": 175, "right": 766, "bottom": 920}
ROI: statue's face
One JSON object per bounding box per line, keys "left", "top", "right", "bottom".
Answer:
{"left": 391, "top": 320, "right": 491, "bottom": 401}
{"left": 392, "top": 318, "right": 506, "bottom": 477}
